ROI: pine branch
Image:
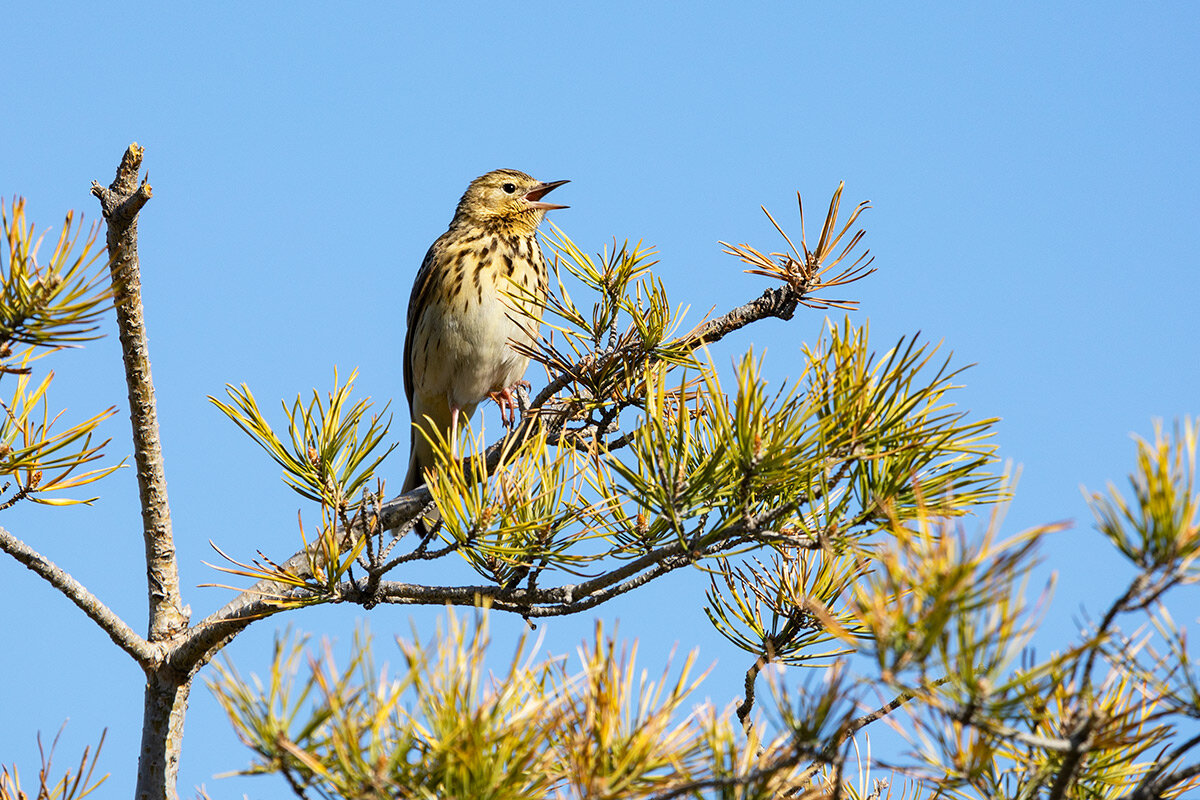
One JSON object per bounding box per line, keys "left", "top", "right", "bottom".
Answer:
{"left": 1126, "top": 731, "right": 1200, "bottom": 800}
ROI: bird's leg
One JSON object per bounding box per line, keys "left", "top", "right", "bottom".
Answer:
{"left": 450, "top": 404, "right": 461, "bottom": 460}
{"left": 488, "top": 380, "right": 531, "bottom": 428}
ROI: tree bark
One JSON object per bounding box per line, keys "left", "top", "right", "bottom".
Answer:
{"left": 91, "top": 143, "right": 188, "bottom": 643}
{"left": 135, "top": 671, "right": 191, "bottom": 800}
{"left": 93, "top": 143, "right": 189, "bottom": 800}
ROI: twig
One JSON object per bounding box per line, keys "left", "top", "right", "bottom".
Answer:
{"left": 791, "top": 681, "right": 945, "bottom": 790}
{"left": 681, "top": 285, "right": 800, "bottom": 349}
{"left": 736, "top": 653, "right": 770, "bottom": 729}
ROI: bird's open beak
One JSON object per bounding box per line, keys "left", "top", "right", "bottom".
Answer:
{"left": 525, "top": 179, "right": 570, "bottom": 210}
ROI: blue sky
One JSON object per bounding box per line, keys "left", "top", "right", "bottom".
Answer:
{"left": 3, "top": 3, "right": 1199, "bottom": 796}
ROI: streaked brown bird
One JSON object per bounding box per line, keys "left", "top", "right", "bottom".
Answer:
{"left": 402, "top": 169, "right": 568, "bottom": 495}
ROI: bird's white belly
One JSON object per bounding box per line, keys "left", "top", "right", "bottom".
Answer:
{"left": 443, "top": 299, "right": 527, "bottom": 403}
{"left": 414, "top": 276, "right": 535, "bottom": 411}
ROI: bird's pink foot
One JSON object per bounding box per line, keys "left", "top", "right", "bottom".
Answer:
{"left": 488, "top": 380, "right": 531, "bottom": 427}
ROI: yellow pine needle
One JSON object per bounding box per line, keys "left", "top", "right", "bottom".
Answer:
{"left": 721, "top": 183, "right": 876, "bottom": 310}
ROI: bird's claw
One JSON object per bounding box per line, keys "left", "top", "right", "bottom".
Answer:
{"left": 488, "top": 380, "right": 531, "bottom": 428}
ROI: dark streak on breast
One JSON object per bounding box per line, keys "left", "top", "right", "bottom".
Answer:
{"left": 474, "top": 260, "right": 486, "bottom": 304}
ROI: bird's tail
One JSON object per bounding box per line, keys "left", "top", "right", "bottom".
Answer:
{"left": 402, "top": 410, "right": 443, "bottom": 534}
{"left": 401, "top": 426, "right": 423, "bottom": 494}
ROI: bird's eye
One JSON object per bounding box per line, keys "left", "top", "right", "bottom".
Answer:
{"left": 501, "top": 182, "right": 517, "bottom": 194}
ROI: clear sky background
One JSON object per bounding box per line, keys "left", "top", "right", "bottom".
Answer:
{"left": 3, "top": 3, "right": 1198, "bottom": 796}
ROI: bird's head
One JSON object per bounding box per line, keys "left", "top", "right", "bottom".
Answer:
{"left": 453, "top": 169, "right": 569, "bottom": 234}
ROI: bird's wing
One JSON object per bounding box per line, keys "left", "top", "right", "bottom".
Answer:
{"left": 403, "top": 235, "right": 447, "bottom": 408}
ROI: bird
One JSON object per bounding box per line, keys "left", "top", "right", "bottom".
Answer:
{"left": 401, "top": 169, "right": 568, "bottom": 498}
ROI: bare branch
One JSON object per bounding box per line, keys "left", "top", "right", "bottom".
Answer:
{"left": 680, "top": 285, "right": 800, "bottom": 349}
{"left": 91, "top": 143, "right": 188, "bottom": 642}
{"left": 736, "top": 653, "right": 770, "bottom": 728}
{"left": 0, "top": 525, "right": 156, "bottom": 663}
{"left": 355, "top": 528, "right": 791, "bottom": 616}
